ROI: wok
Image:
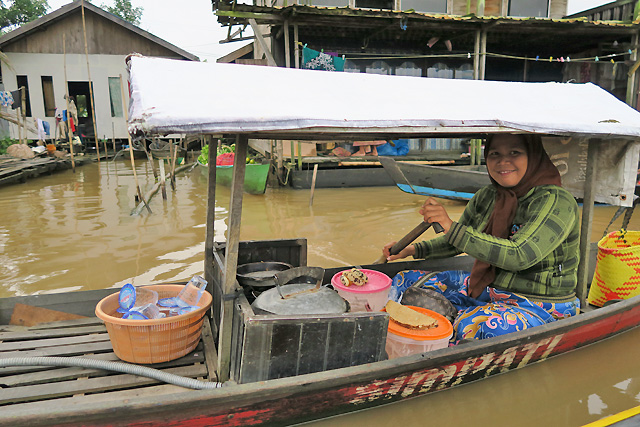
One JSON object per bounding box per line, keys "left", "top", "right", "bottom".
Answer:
{"left": 236, "top": 261, "right": 293, "bottom": 292}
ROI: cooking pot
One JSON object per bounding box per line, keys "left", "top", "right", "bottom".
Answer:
{"left": 236, "top": 261, "right": 293, "bottom": 293}
{"left": 251, "top": 266, "right": 348, "bottom": 315}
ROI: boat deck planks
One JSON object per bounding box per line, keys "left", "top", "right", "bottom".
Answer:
{"left": 0, "top": 316, "right": 216, "bottom": 408}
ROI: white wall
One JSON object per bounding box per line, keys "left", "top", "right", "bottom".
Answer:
{"left": 2, "top": 52, "right": 130, "bottom": 141}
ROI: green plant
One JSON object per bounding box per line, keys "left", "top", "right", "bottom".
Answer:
{"left": 0, "top": 137, "right": 17, "bottom": 154}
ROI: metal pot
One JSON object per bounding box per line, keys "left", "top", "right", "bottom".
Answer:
{"left": 251, "top": 267, "right": 348, "bottom": 315}
{"left": 236, "top": 261, "right": 293, "bottom": 293}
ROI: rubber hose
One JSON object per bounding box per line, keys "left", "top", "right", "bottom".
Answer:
{"left": 0, "top": 356, "right": 222, "bottom": 390}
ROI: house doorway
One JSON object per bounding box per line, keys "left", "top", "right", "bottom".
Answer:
{"left": 67, "top": 81, "right": 95, "bottom": 143}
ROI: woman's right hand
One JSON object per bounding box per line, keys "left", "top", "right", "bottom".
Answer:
{"left": 383, "top": 241, "right": 416, "bottom": 262}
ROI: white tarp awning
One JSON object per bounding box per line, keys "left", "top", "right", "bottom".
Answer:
{"left": 128, "top": 56, "right": 640, "bottom": 139}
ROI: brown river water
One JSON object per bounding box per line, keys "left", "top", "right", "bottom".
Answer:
{"left": 1, "top": 158, "right": 640, "bottom": 426}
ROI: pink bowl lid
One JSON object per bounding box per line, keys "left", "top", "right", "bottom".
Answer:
{"left": 331, "top": 269, "right": 391, "bottom": 294}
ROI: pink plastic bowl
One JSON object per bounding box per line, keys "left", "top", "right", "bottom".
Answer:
{"left": 331, "top": 269, "right": 392, "bottom": 312}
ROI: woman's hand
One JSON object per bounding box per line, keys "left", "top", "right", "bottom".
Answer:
{"left": 419, "top": 198, "right": 454, "bottom": 233}
{"left": 383, "top": 241, "right": 416, "bottom": 262}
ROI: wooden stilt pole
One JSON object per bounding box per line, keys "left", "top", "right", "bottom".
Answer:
{"left": 309, "top": 163, "right": 318, "bottom": 207}
{"left": 81, "top": 0, "right": 101, "bottom": 162}
{"left": 170, "top": 139, "right": 178, "bottom": 189}
{"left": 119, "top": 74, "right": 151, "bottom": 214}
{"left": 112, "top": 122, "right": 116, "bottom": 152}
{"left": 63, "top": 34, "right": 76, "bottom": 173}
{"left": 158, "top": 157, "right": 167, "bottom": 200}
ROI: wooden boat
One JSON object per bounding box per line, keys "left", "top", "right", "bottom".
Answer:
{"left": 197, "top": 158, "right": 270, "bottom": 195}
{"left": 3, "top": 56, "right": 640, "bottom": 425}
{"left": 379, "top": 156, "right": 489, "bottom": 200}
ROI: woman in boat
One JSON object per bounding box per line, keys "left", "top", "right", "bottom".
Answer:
{"left": 383, "top": 133, "right": 581, "bottom": 342}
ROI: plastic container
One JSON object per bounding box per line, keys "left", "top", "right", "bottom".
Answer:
{"left": 331, "top": 269, "right": 392, "bottom": 312}
{"left": 175, "top": 275, "right": 207, "bottom": 308}
{"left": 95, "top": 284, "right": 212, "bottom": 364}
{"left": 117, "top": 284, "right": 158, "bottom": 314}
{"left": 384, "top": 305, "right": 453, "bottom": 359}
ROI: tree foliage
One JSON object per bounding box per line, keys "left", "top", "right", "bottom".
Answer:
{"left": 101, "top": 0, "right": 142, "bottom": 26}
{"left": 0, "top": 0, "right": 49, "bottom": 31}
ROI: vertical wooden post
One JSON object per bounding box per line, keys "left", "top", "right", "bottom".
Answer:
{"left": 479, "top": 28, "right": 487, "bottom": 80}
{"left": 626, "top": 31, "right": 639, "bottom": 107}
{"left": 576, "top": 139, "right": 599, "bottom": 309}
{"left": 309, "top": 163, "right": 318, "bottom": 207}
{"left": 284, "top": 20, "right": 291, "bottom": 69}
{"left": 81, "top": 0, "right": 101, "bottom": 162}
{"left": 170, "top": 140, "right": 178, "bottom": 189}
{"left": 204, "top": 134, "right": 218, "bottom": 302}
{"left": 119, "top": 74, "right": 151, "bottom": 213}
{"left": 294, "top": 24, "right": 300, "bottom": 69}
{"left": 20, "top": 86, "right": 26, "bottom": 141}
{"left": 473, "top": 28, "right": 480, "bottom": 80}
{"left": 218, "top": 134, "right": 248, "bottom": 382}
{"left": 158, "top": 157, "right": 167, "bottom": 200}
{"left": 112, "top": 122, "right": 116, "bottom": 153}
{"left": 63, "top": 34, "right": 76, "bottom": 173}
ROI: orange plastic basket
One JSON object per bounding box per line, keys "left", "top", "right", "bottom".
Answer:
{"left": 95, "top": 284, "right": 212, "bottom": 364}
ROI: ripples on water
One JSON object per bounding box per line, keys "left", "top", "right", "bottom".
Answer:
{"left": 1, "top": 158, "right": 639, "bottom": 426}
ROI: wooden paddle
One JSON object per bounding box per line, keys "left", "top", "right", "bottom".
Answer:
{"left": 373, "top": 221, "right": 444, "bottom": 264}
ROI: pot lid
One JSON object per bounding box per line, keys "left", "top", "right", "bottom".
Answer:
{"left": 252, "top": 283, "right": 348, "bottom": 315}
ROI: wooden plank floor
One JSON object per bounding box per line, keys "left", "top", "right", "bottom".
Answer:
{"left": 0, "top": 316, "right": 217, "bottom": 409}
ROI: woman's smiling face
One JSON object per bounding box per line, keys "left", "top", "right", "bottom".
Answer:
{"left": 486, "top": 135, "right": 529, "bottom": 188}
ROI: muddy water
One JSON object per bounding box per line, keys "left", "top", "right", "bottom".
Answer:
{"left": 1, "top": 158, "right": 639, "bottom": 425}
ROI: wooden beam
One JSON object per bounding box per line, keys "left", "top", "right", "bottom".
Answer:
{"left": 626, "top": 31, "right": 639, "bottom": 107}
{"left": 576, "top": 139, "right": 599, "bottom": 308}
{"left": 473, "top": 28, "right": 480, "bottom": 80}
{"left": 479, "top": 28, "right": 487, "bottom": 80}
{"left": 249, "top": 18, "right": 277, "bottom": 67}
{"left": 217, "top": 135, "right": 247, "bottom": 382}
{"left": 215, "top": 11, "right": 282, "bottom": 20}
{"left": 284, "top": 20, "right": 291, "bottom": 68}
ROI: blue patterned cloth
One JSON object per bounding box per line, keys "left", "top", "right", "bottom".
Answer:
{"left": 0, "top": 91, "right": 13, "bottom": 107}
{"left": 390, "top": 270, "right": 579, "bottom": 343}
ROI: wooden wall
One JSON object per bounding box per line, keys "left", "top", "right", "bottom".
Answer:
{"left": 2, "top": 8, "right": 183, "bottom": 58}
{"left": 451, "top": 0, "right": 568, "bottom": 18}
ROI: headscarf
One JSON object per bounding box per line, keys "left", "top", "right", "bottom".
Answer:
{"left": 468, "top": 134, "right": 562, "bottom": 298}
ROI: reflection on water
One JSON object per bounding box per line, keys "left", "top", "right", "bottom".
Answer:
{"left": 1, "top": 159, "right": 639, "bottom": 426}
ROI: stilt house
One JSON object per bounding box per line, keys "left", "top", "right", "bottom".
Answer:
{"left": 0, "top": 0, "right": 198, "bottom": 143}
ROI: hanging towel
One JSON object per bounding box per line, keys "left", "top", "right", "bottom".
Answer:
{"left": 302, "top": 46, "right": 345, "bottom": 72}
{"left": 0, "top": 91, "right": 13, "bottom": 107}
{"left": 10, "top": 90, "right": 21, "bottom": 110}
{"left": 69, "top": 116, "right": 75, "bottom": 132}
{"left": 37, "top": 119, "right": 46, "bottom": 141}
{"left": 42, "top": 120, "right": 50, "bottom": 136}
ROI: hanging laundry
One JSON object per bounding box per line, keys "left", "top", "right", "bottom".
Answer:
{"left": 0, "top": 91, "right": 13, "bottom": 107}
{"left": 69, "top": 116, "right": 75, "bottom": 132}
{"left": 302, "top": 46, "right": 345, "bottom": 72}
{"left": 37, "top": 119, "right": 46, "bottom": 141}
{"left": 10, "top": 90, "right": 21, "bottom": 110}
{"left": 42, "top": 120, "right": 50, "bottom": 136}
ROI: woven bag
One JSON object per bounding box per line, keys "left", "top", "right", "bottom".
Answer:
{"left": 587, "top": 230, "right": 640, "bottom": 307}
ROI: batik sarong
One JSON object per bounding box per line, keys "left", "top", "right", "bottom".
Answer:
{"left": 390, "top": 270, "right": 579, "bottom": 343}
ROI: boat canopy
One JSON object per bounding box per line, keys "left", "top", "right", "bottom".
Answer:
{"left": 128, "top": 56, "right": 640, "bottom": 140}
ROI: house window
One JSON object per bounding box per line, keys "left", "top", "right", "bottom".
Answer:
{"left": 355, "top": 0, "right": 393, "bottom": 10}
{"left": 41, "top": 76, "right": 55, "bottom": 117}
{"left": 508, "top": 0, "right": 549, "bottom": 17}
{"left": 16, "top": 75, "right": 32, "bottom": 117}
{"left": 311, "top": 0, "right": 349, "bottom": 6}
{"left": 400, "top": 0, "right": 446, "bottom": 13}
{"left": 108, "top": 77, "right": 123, "bottom": 117}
